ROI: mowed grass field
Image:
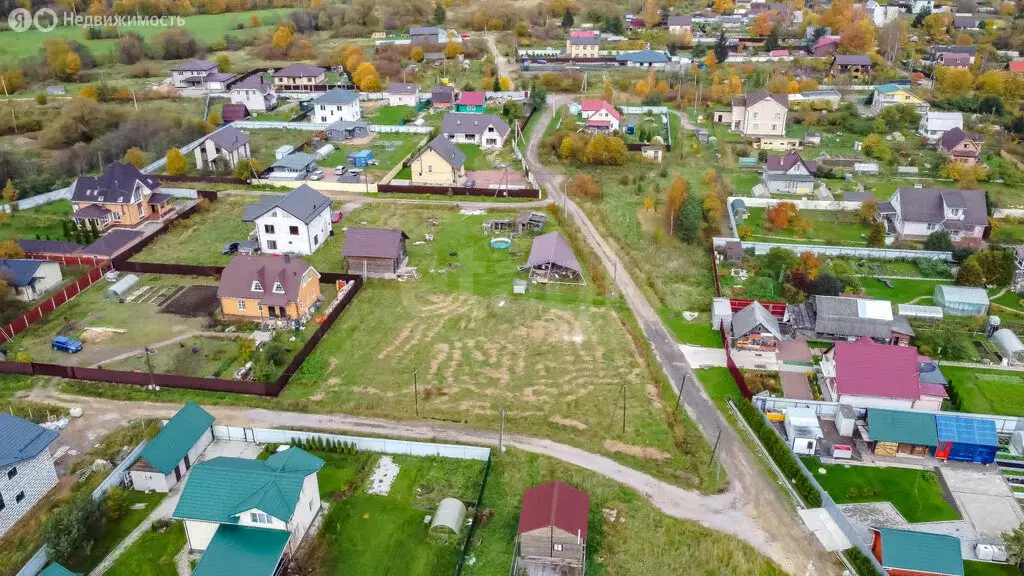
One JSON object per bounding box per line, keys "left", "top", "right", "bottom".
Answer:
{"left": 943, "top": 366, "right": 1024, "bottom": 417}
{"left": 802, "top": 458, "right": 960, "bottom": 523}
{"left": 859, "top": 277, "right": 951, "bottom": 304}
{"left": 0, "top": 200, "right": 73, "bottom": 242}
{"left": 131, "top": 195, "right": 259, "bottom": 267}
{"left": 743, "top": 207, "right": 873, "bottom": 246}
{"left": 105, "top": 521, "right": 186, "bottom": 576}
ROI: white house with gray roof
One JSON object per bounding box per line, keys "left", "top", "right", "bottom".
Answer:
{"left": 880, "top": 187, "right": 988, "bottom": 241}
{"left": 310, "top": 89, "right": 361, "bottom": 123}
{"left": 229, "top": 75, "right": 277, "bottom": 112}
{"left": 0, "top": 414, "right": 59, "bottom": 537}
{"left": 441, "top": 112, "right": 510, "bottom": 150}
{"left": 171, "top": 59, "right": 219, "bottom": 88}
{"left": 387, "top": 83, "right": 420, "bottom": 107}
{"left": 267, "top": 153, "right": 318, "bottom": 180}
{"left": 242, "top": 184, "right": 332, "bottom": 255}
{"left": 195, "top": 126, "right": 251, "bottom": 170}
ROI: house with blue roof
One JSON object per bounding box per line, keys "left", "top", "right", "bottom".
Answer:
{"left": 171, "top": 447, "right": 325, "bottom": 576}
{"left": 615, "top": 50, "right": 670, "bottom": 68}
{"left": 129, "top": 403, "right": 214, "bottom": 493}
{"left": 0, "top": 259, "right": 63, "bottom": 301}
{"left": 0, "top": 414, "right": 59, "bottom": 537}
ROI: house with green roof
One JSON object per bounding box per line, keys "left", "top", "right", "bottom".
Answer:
{"left": 172, "top": 447, "right": 325, "bottom": 576}
{"left": 870, "top": 527, "right": 964, "bottom": 576}
{"left": 866, "top": 408, "right": 938, "bottom": 457}
{"left": 130, "top": 403, "right": 214, "bottom": 493}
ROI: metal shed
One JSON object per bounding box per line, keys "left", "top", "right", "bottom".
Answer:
{"left": 933, "top": 285, "right": 989, "bottom": 317}
{"left": 991, "top": 328, "right": 1024, "bottom": 365}
{"left": 934, "top": 415, "right": 999, "bottom": 464}
{"left": 429, "top": 498, "right": 466, "bottom": 536}
{"left": 105, "top": 274, "right": 139, "bottom": 300}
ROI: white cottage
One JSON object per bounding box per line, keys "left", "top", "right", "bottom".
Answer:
{"left": 0, "top": 414, "right": 59, "bottom": 538}
{"left": 241, "top": 185, "right": 332, "bottom": 255}
{"left": 194, "top": 126, "right": 251, "bottom": 170}
{"left": 310, "top": 89, "right": 361, "bottom": 124}
{"left": 0, "top": 259, "right": 62, "bottom": 301}
{"left": 129, "top": 403, "right": 214, "bottom": 493}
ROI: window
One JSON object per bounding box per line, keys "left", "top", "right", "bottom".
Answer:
{"left": 7, "top": 467, "right": 16, "bottom": 480}
{"left": 313, "top": 234, "right": 319, "bottom": 245}
{"left": 264, "top": 224, "right": 276, "bottom": 234}
{"left": 237, "top": 300, "right": 246, "bottom": 311}
{"left": 250, "top": 512, "right": 272, "bottom": 524}
{"left": 273, "top": 282, "right": 285, "bottom": 294}
{"left": 0, "top": 493, "right": 4, "bottom": 512}
{"left": 15, "top": 492, "right": 24, "bottom": 504}
{"left": 553, "top": 544, "right": 563, "bottom": 551}
{"left": 267, "top": 240, "right": 278, "bottom": 250}
{"left": 289, "top": 225, "right": 300, "bottom": 235}
{"left": 251, "top": 281, "right": 263, "bottom": 292}
{"left": 320, "top": 105, "right": 324, "bottom": 111}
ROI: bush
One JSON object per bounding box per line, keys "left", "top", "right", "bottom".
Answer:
{"left": 844, "top": 547, "right": 882, "bottom": 576}
{"left": 734, "top": 399, "right": 822, "bottom": 507}
{"left": 45, "top": 494, "right": 105, "bottom": 564}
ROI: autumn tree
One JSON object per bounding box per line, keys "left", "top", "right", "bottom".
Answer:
{"left": 665, "top": 176, "right": 687, "bottom": 235}
{"left": 703, "top": 194, "right": 724, "bottom": 233}
{"left": 640, "top": 0, "right": 661, "bottom": 27}
{"left": 353, "top": 62, "right": 381, "bottom": 91}
{"left": 250, "top": 14, "right": 261, "bottom": 26}
{"left": 411, "top": 46, "right": 424, "bottom": 61}
{"left": 751, "top": 12, "right": 774, "bottom": 36}
{"left": 839, "top": 16, "right": 876, "bottom": 54}
{"left": 955, "top": 32, "right": 972, "bottom": 46}
{"left": 79, "top": 85, "right": 100, "bottom": 100}
{"left": 216, "top": 53, "right": 231, "bottom": 72}
{"left": 208, "top": 110, "right": 222, "bottom": 126}
{"left": 122, "top": 148, "right": 147, "bottom": 169}
{"left": 165, "top": 148, "right": 188, "bottom": 176}
{"left": 602, "top": 81, "right": 613, "bottom": 103}
{"left": 798, "top": 251, "right": 821, "bottom": 280}
{"left": 444, "top": 41, "right": 463, "bottom": 59}
{"left": 0, "top": 240, "right": 25, "bottom": 258}
{"left": 922, "top": 12, "right": 953, "bottom": 42}
{"left": 499, "top": 77, "right": 512, "bottom": 91}
{"left": 634, "top": 80, "right": 650, "bottom": 97}
{"left": 858, "top": 199, "right": 878, "bottom": 224}
{"left": 861, "top": 133, "right": 893, "bottom": 162}
{"left": 272, "top": 23, "right": 294, "bottom": 53}
{"left": 1, "top": 179, "right": 19, "bottom": 206}
{"left": 878, "top": 19, "right": 908, "bottom": 63}
{"left": 935, "top": 65, "right": 975, "bottom": 98}
{"left": 567, "top": 174, "right": 601, "bottom": 198}
{"left": 713, "top": 0, "right": 734, "bottom": 13}
{"left": 583, "top": 134, "right": 628, "bottom": 165}
{"left": 766, "top": 201, "right": 799, "bottom": 230}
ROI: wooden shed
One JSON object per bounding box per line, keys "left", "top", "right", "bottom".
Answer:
{"left": 866, "top": 408, "right": 937, "bottom": 458}
{"left": 342, "top": 228, "right": 409, "bottom": 278}
{"left": 515, "top": 482, "right": 589, "bottom": 575}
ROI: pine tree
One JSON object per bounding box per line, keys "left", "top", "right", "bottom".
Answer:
{"left": 955, "top": 257, "right": 985, "bottom": 287}
{"left": 866, "top": 222, "right": 886, "bottom": 247}
{"left": 561, "top": 10, "right": 574, "bottom": 29}
{"left": 714, "top": 31, "right": 729, "bottom": 64}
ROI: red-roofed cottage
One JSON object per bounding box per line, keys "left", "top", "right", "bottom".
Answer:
{"left": 515, "top": 482, "right": 589, "bottom": 574}
{"left": 820, "top": 339, "right": 947, "bottom": 410}
{"left": 580, "top": 100, "right": 621, "bottom": 131}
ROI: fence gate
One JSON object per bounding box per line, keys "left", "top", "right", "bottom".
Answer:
{"left": 244, "top": 428, "right": 255, "bottom": 443}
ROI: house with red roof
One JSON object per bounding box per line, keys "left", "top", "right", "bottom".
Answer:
{"left": 454, "top": 91, "right": 485, "bottom": 113}
{"left": 820, "top": 339, "right": 948, "bottom": 410}
{"left": 515, "top": 482, "right": 588, "bottom": 575}
{"left": 580, "top": 99, "right": 621, "bottom": 132}
{"left": 811, "top": 36, "right": 839, "bottom": 57}
{"left": 1009, "top": 59, "right": 1024, "bottom": 73}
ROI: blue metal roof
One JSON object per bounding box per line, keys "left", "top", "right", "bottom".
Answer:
{"left": 0, "top": 259, "right": 43, "bottom": 287}
{"left": 935, "top": 415, "right": 998, "bottom": 447}
{"left": 0, "top": 414, "right": 59, "bottom": 468}
{"left": 616, "top": 50, "right": 669, "bottom": 63}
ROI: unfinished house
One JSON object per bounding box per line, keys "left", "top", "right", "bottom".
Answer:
{"left": 515, "top": 482, "right": 588, "bottom": 576}
{"left": 524, "top": 232, "right": 583, "bottom": 284}
{"left": 484, "top": 212, "right": 547, "bottom": 235}
{"left": 728, "top": 301, "right": 782, "bottom": 369}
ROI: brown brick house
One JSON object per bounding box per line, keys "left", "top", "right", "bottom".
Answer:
{"left": 514, "top": 482, "right": 589, "bottom": 576}
{"left": 342, "top": 228, "right": 409, "bottom": 277}
{"left": 217, "top": 255, "right": 321, "bottom": 321}
{"left": 70, "top": 162, "right": 173, "bottom": 231}
{"left": 938, "top": 127, "right": 984, "bottom": 166}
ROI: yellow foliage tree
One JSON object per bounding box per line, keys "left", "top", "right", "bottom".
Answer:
{"left": 411, "top": 46, "right": 424, "bottom": 62}
{"left": 64, "top": 51, "right": 81, "bottom": 80}
{"left": 787, "top": 79, "right": 800, "bottom": 93}
{"left": 676, "top": 30, "right": 693, "bottom": 48}
{"left": 751, "top": 12, "right": 773, "bottom": 35}
{"left": 704, "top": 52, "right": 718, "bottom": 69}
{"left": 2, "top": 179, "right": 19, "bottom": 205}
{"left": 797, "top": 78, "right": 819, "bottom": 92}
{"left": 272, "top": 24, "right": 294, "bottom": 53}
{"left": 79, "top": 84, "right": 100, "bottom": 100}
{"left": 713, "top": 0, "right": 734, "bottom": 13}
{"left": 602, "top": 82, "right": 613, "bottom": 103}
{"left": 975, "top": 70, "right": 1006, "bottom": 97}
{"left": 499, "top": 77, "right": 512, "bottom": 91}
{"left": 922, "top": 12, "right": 952, "bottom": 42}
{"left": 640, "top": 0, "right": 660, "bottom": 27}
{"left": 935, "top": 65, "right": 974, "bottom": 98}
{"left": 122, "top": 147, "right": 147, "bottom": 169}
{"left": 472, "top": 11, "right": 486, "bottom": 30}
{"left": 634, "top": 80, "right": 650, "bottom": 97}
{"left": 839, "top": 16, "right": 876, "bottom": 54}
{"left": 0, "top": 239, "right": 24, "bottom": 258}
{"left": 444, "top": 41, "right": 463, "bottom": 59}
{"left": 727, "top": 74, "right": 743, "bottom": 96}
{"left": 165, "top": 148, "right": 188, "bottom": 176}
{"left": 955, "top": 33, "right": 972, "bottom": 46}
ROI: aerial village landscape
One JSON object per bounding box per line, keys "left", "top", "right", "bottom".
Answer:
{"left": 3, "top": 0, "right": 1024, "bottom": 574}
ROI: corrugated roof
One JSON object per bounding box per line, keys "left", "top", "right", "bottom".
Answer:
{"left": 16, "top": 239, "right": 83, "bottom": 255}
{"left": 342, "top": 228, "right": 409, "bottom": 259}
{"left": 455, "top": 91, "right": 485, "bottom": 106}
{"left": 527, "top": 232, "right": 581, "bottom": 274}
{"left": 934, "top": 285, "right": 989, "bottom": 306}
{"left": 39, "top": 563, "right": 81, "bottom": 576}
{"left": 0, "top": 259, "right": 45, "bottom": 287}
{"left": 191, "top": 525, "right": 290, "bottom": 576}
{"left": 270, "top": 152, "right": 317, "bottom": 171}
{"left": 172, "top": 448, "right": 323, "bottom": 524}
{"left": 936, "top": 415, "right": 999, "bottom": 447}
{"left": 833, "top": 339, "right": 922, "bottom": 400}
{"left": 312, "top": 88, "right": 359, "bottom": 106}
{"left": 731, "top": 301, "right": 781, "bottom": 339}
{"left": 138, "top": 403, "right": 214, "bottom": 475}
{"left": 171, "top": 59, "right": 218, "bottom": 72}
{"left": 418, "top": 135, "right": 467, "bottom": 169}
{"left": 387, "top": 82, "right": 420, "bottom": 95}
{"left": 867, "top": 408, "right": 938, "bottom": 447}
{"left": 207, "top": 126, "right": 250, "bottom": 151}
{"left": 241, "top": 185, "right": 330, "bottom": 225}
{"left": 875, "top": 528, "right": 964, "bottom": 576}
{"left": 616, "top": 50, "right": 669, "bottom": 63}
{"left": 815, "top": 295, "right": 893, "bottom": 340}
{"left": 441, "top": 112, "right": 510, "bottom": 137}
{"left": 0, "top": 413, "right": 59, "bottom": 468}
{"left": 517, "top": 481, "right": 589, "bottom": 539}
{"left": 273, "top": 63, "right": 325, "bottom": 78}
{"left": 833, "top": 55, "right": 873, "bottom": 66}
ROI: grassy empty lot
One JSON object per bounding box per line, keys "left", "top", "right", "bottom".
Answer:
{"left": 659, "top": 310, "right": 725, "bottom": 348}
{"left": 0, "top": 200, "right": 73, "bottom": 242}
{"left": 246, "top": 129, "right": 311, "bottom": 170}
{"left": 131, "top": 196, "right": 259, "bottom": 267}
{"left": 942, "top": 366, "right": 1024, "bottom": 417}
{"left": 105, "top": 521, "right": 186, "bottom": 576}
{"left": 365, "top": 105, "right": 417, "bottom": 125}
{"left": 743, "top": 207, "right": 872, "bottom": 246}
{"left": 859, "top": 278, "right": 951, "bottom": 303}
{"left": 802, "top": 458, "right": 960, "bottom": 523}
{"left": 104, "top": 336, "right": 243, "bottom": 378}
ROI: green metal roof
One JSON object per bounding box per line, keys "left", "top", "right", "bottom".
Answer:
{"left": 139, "top": 403, "right": 214, "bottom": 475}
{"left": 39, "top": 563, "right": 81, "bottom": 576}
{"left": 172, "top": 448, "right": 323, "bottom": 524}
{"left": 867, "top": 409, "right": 938, "bottom": 447}
{"left": 875, "top": 83, "right": 907, "bottom": 94}
{"left": 876, "top": 528, "right": 964, "bottom": 576}
{"left": 191, "top": 525, "right": 290, "bottom": 576}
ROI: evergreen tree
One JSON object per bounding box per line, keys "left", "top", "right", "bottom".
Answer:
{"left": 866, "top": 222, "right": 886, "bottom": 247}
{"left": 955, "top": 257, "right": 985, "bottom": 287}
{"left": 561, "top": 10, "right": 574, "bottom": 29}
{"left": 714, "top": 31, "right": 729, "bottom": 64}
{"left": 764, "top": 27, "right": 780, "bottom": 52}
{"left": 434, "top": 2, "right": 446, "bottom": 24}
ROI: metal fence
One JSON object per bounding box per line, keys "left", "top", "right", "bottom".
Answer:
{"left": 230, "top": 120, "right": 433, "bottom": 134}
{"left": 711, "top": 236, "right": 954, "bottom": 261}
{"left": 0, "top": 262, "right": 113, "bottom": 344}
{"left": 456, "top": 454, "right": 492, "bottom": 575}
{"left": 377, "top": 183, "right": 540, "bottom": 198}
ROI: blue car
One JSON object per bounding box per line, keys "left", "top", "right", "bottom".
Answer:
{"left": 51, "top": 336, "right": 83, "bottom": 353}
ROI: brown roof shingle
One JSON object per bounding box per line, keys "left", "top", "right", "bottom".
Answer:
{"left": 217, "top": 255, "right": 317, "bottom": 306}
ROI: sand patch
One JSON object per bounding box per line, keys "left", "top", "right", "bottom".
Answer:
{"left": 327, "top": 377, "right": 340, "bottom": 385}
{"left": 80, "top": 328, "right": 118, "bottom": 343}
{"left": 646, "top": 384, "right": 663, "bottom": 409}
{"left": 327, "top": 358, "right": 338, "bottom": 373}
{"left": 458, "top": 400, "right": 494, "bottom": 415}
{"left": 429, "top": 343, "right": 449, "bottom": 376}
{"left": 603, "top": 440, "right": 671, "bottom": 461}
{"left": 378, "top": 325, "right": 412, "bottom": 359}
{"left": 550, "top": 416, "right": 588, "bottom": 430}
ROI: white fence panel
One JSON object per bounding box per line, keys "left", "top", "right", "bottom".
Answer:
{"left": 730, "top": 196, "right": 864, "bottom": 211}
{"left": 14, "top": 548, "right": 48, "bottom": 576}
{"left": 712, "top": 236, "right": 954, "bottom": 261}
{"left": 485, "top": 91, "right": 530, "bottom": 100}
{"left": 160, "top": 188, "right": 199, "bottom": 199}
{"left": 358, "top": 92, "right": 389, "bottom": 101}
{"left": 13, "top": 188, "right": 72, "bottom": 211}
{"left": 619, "top": 105, "right": 669, "bottom": 115}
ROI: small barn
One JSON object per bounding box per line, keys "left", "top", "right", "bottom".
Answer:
{"left": 866, "top": 408, "right": 937, "bottom": 457}
{"left": 130, "top": 403, "right": 214, "bottom": 493}
{"left": 525, "top": 232, "right": 583, "bottom": 284}
{"left": 871, "top": 528, "right": 964, "bottom": 576}
{"left": 39, "top": 563, "right": 81, "bottom": 576}
{"left": 933, "top": 285, "right": 989, "bottom": 317}
{"left": 934, "top": 415, "right": 999, "bottom": 464}
{"left": 515, "top": 482, "right": 588, "bottom": 575}
{"left": 105, "top": 274, "right": 139, "bottom": 301}
{"left": 723, "top": 240, "right": 745, "bottom": 263}
{"left": 342, "top": 228, "right": 409, "bottom": 278}
{"left": 992, "top": 328, "right": 1024, "bottom": 365}
{"left": 730, "top": 301, "right": 781, "bottom": 351}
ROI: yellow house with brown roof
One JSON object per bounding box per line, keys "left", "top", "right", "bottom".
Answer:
{"left": 409, "top": 136, "right": 467, "bottom": 185}
{"left": 217, "top": 255, "right": 321, "bottom": 321}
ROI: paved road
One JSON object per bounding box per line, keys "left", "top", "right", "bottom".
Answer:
{"left": 523, "top": 96, "right": 839, "bottom": 575}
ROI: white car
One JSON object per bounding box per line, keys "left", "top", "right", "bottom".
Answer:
{"left": 335, "top": 165, "right": 347, "bottom": 174}
{"left": 309, "top": 170, "right": 324, "bottom": 181}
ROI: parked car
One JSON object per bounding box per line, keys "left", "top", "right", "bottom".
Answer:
{"left": 51, "top": 336, "right": 83, "bottom": 353}
{"left": 237, "top": 240, "right": 260, "bottom": 255}
{"left": 221, "top": 241, "right": 240, "bottom": 255}
{"left": 464, "top": 178, "right": 476, "bottom": 187}
{"left": 334, "top": 165, "right": 347, "bottom": 174}
{"left": 331, "top": 210, "right": 345, "bottom": 223}
{"left": 309, "top": 170, "right": 325, "bottom": 181}
{"left": 367, "top": 159, "right": 379, "bottom": 166}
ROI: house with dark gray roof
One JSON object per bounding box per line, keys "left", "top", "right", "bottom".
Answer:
{"left": 410, "top": 26, "right": 447, "bottom": 44}
{"left": 830, "top": 54, "right": 873, "bottom": 77}
{"left": 884, "top": 187, "right": 987, "bottom": 241}
{"left": 762, "top": 152, "right": 817, "bottom": 195}
{"left": 730, "top": 301, "right": 781, "bottom": 351}
{"left": 929, "top": 45, "right": 975, "bottom": 64}
{"left": 171, "top": 59, "right": 219, "bottom": 88}
{"left": 310, "top": 89, "right": 361, "bottom": 123}
{"left": 387, "top": 82, "right": 421, "bottom": 106}
{"left": 69, "top": 162, "right": 171, "bottom": 231}
{"left": 441, "top": 112, "right": 510, "bottom": 150}
{"left": 431, "top": 84, "right": 456, "bottom": 108}
{"left": 565, "top": 34, "right": 601, "bottom": 58}
{"left": 953, "top": 14, "right": 980, "bottom": 30}
{"left": 229, "top": 74, "right": 277, "bottom": 112}
{"left": 789, "top": 295, "right": 914, "bottom": 345}
{"left": 0, "top": 414, "right": 59, "bottom": 537}
{"left": 195, "top": 126, "right": 252, "bottom": 170}
{"left": 667, "top": 15, "right": 692, "bottom": 33}
{"left": 218, "top": 254, "right": 321, "bottom": 320}
{"left": 272, "top": 63, "right": 327, "bottom": 91}
{"left": 730, "top": 90, "right": 788, "bottom": 137}
{"left": 410, "top": 135, "right": 467, "bottom": 185}
{"left": 324, "top": 120, "right": 370, "bottom": 142}
{"left": 268, "top": 152, "right": 318, "bottom": 180}
{"left": 242, "top": 185, "right": 332, "bottom": 255}
{"left": 343, "top": 228, "right": 409, "bottom": 277}
{"left": 937, "top": 127, "right": 984, "bottom": 167}
{"left": 0, "top": 258, "right": 62, "bottom": 301}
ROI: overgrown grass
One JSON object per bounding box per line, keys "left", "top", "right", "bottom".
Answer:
{"left": 130, "top": 196, "right": 256, "bottom": 266}
{"left": 67, "top": 490, "right": 166, "bottom": 573}
{"left": 0, "top": 200, "right": 73, "bottom": 242}
{"left": 964, "top": 560, "right": 1021, "bottom": 576}
{"left": 742, "top": 207, "right": 873, "bottom": 246}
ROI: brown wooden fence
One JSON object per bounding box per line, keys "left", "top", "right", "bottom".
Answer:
{"left": 0, "top": 262, "right": 113, "bottom": 344}
{"left": 21, "top": 253, "right": 107, "bottom": 267}
{"left": 376, "top": 183, "right": 541, "bottom": 198}
{"left": 156, "top": 174, "right": 242, "bottom": 184}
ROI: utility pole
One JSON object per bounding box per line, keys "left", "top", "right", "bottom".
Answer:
{"left": 498, "top": 408, "right": 505, "bottom": 453}
{"left": 144, "top": 346, "right": 155, "bottom": 388}
{"left": 3, "top": 76, "right": 17, "bottom": 135}
{"left": 562, "top": 184, "right": 567, "bottom": 219}
{"left": 621, "top": 380, "right": 627, "bottom": 434}
{"left": 413, "top": 368, "right": 419, "bottom": 417}
{"left": 131, "top": 89, "right": 138, "bottom": 111}
{"left": 675, "top": 374, "right": 687, "bottom": 414}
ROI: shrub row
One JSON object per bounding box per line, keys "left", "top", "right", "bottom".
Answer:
{"left": 734, "top": 399, "right": 822, "bottom": 507}
{"left": 288, "top": 436, "right": 360, "bottom": 455}
{"left": 843, "top": 548, "right": 882, "bottom": 576}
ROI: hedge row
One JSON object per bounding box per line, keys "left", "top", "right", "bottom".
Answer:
{"left": 843, "top": 548, "right": 882, "bottom": 576}
{"left": 734, "top": 398, "right": 823, "bottom": 507}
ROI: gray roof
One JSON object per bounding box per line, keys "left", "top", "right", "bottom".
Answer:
{"left": 833, "top": 55, "right": 873, "bottom": 66}
{"left": 273, "top": 63, "right": 326, "bottom": 78}
{"left": 313, "top": 89, "right": 359, "bottom": 106}
{"left": 731, "top": 301, "right": 781, "bottom": 339}
{"left": 218, "top": 255, "right": 317, "bottom": 306}
{"left": 231, "top": 74, "right": 273, "bottom": 93}
{"left": 387, "top": 82, "right": 420, "bottom": 95}
{"left": 418, "top": 135, "right": 467, "bottom": 169}
{"left": 733, "top": 89, "right": 788, "bottom": 109}
{"left": 930, "top": 45, "right": 976, "bottom": 58}
{"left": 0, "top": 413, "right": 59, "bottom": 468}
{"left": 764, "top": 172, "right": 816, "bottom": 183}
{"left": 616, "top": 50, "right": 669, "bottom": 63}
{"left": 432, "top": 85, "right": 455, "bottom": 103}
{"left": 326, "top": 120, "right": 369, "bottom": 132}
{"left": 568, "top": 36, "right": 602, "bottom": 45}
{"left": 70, "top": 162, "right": 160, "bottom": 204}
{"left": 893, "top": 187, "right": 987, "bottom": 227}
{"left": 953, "top": 14, "right": 979, "bottom": 28}
{"left": 207, "top": 126, "right": 250, "bottom": 151}
{"left": 242, "top": 185, "right": 330, "bottom": 225}
{"left": 203, "top": 72, "right": 235, "bottom": 83}
{"left": 935, "top": 285, "right": 989, "bottom": 305}
{"left": 843, "top": 191, "right": 875, "bottom": 202}
{"left": 410, "top": 26, "right": 443, "bottom": 35}
{"left": 171, "top": 59, "right": 218, "bottom": 72}
{"left": 342, "top": 228, "right": 409, "bottom": 259}
{"left": 79, "top": 229, "right": 143, "bottom": 257}
{"left": 527, "top": 232, "right": 581, "bottom": 274}
{"left": 271, "top": 152, "right": 317, "bottom": 171}
{"left": 441, "top": 112, "right": 510, "bottom": 137}
{"left": 814, "top": 295, "right": 893, "bottom": 339}
{"left": 16, "top": 239, "right": 83, "bottom": 255}
{"left": 891, "top": 314, "right": 915, "bottom": 337}
{"left": 667, "top": 16, "right": 692, "bottom": 26}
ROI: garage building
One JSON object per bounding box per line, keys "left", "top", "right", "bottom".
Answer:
{"left": 866, "top": 408, "right": 937, "bottom": 457}
{"left": 130, "top": 403, "right": 215, "bottom": 493}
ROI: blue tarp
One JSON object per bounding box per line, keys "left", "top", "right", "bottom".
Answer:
{"left": 348, "top": 150, "right": 373, "bottom": 167}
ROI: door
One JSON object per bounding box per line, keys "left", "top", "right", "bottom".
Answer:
{"left": 184, "top": 454, "right": 191, "bottom": 471}
{"left": 173, "top": 465, "right": 182, "bottom": 482}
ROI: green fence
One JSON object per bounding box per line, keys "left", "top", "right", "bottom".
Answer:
{"left": 455, "top": 453, "right": 493, "bottom": 575}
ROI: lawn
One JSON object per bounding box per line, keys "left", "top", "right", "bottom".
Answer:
{"left": 802, "top": 458, "right": 961, "bottom": 523}
{"left": 67, "top": 490, "right": 166, "bottom": 573}
{"left": 463, "top": 448, "right": 784, "bottom": 576}
{"left": 942, "top": 365, "right": 1024, "bottom": 417}
{"left": 730, "top": 171, "right": 761, "bottom": 195}
{"left": 991, "top": 220, "right": 1024, "bottom": 244}
{"left": 964, "top": 561, "right": 1021, "bottom": 576}
{"left": 131, "top": 196, "right": 258, "bottom": 267}
{"left": 991, "top": 290, "right": 1024, "bottom": 313}
{"left": 365, "top": 105, "right": 417, "bottom": 125}
{"left": 0, "top": 200, "right": 73, "bottom": 242}
{"left": 317, "top": 454, "right": 485, "bottom": 576}
{"left": 103, "top": 336, "right": 243, "bottom": 379}
{"left": 742, "top": 207, "right": 873, "bottom": 246}
{"left": 317, "top": 133, "right": 424, "bottom": 180}
{"left": 105, "top": 521, "right": 186, "bottom": 576}
{"left": 859, "top": 278, "right": 951, "bottom": 304}
{"left": 246, "top": 129, "right": 311, "bottom": 170}
{"left": 659, "top": 309, "right": 725, "bottom": 348}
